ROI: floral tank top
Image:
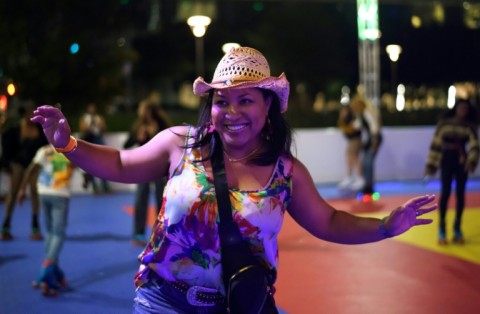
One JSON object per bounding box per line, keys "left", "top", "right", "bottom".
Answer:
{"left": 134, "top": 134, "right": 293, "bottom": 294}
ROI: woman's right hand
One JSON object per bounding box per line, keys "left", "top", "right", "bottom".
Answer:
{"left": 31, "top": 105, "right": 72, "bottom": 148}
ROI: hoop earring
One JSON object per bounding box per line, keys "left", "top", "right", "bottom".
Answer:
{"left": 207, "top": 121, "right": 215, "bottom": 134}
{"left": 262, "top": 117, "right": 272, "bottom": 141}
{"left": 267, "top": 118, "right": 273, "bottom": 135}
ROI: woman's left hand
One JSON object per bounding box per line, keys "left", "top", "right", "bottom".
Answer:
{"left": 383, "top": 194, "right": 437, "bottom": 237}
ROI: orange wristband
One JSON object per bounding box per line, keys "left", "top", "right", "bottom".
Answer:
{"left": 55, "top": 136, "right": 78, "bottom": 154}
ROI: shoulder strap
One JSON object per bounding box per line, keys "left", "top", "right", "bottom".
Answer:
{"left": 211, "top": 132, "right": 258, "bottom": 282}
{"left": 211, "top": 131, "right": 235, "bottom": 224}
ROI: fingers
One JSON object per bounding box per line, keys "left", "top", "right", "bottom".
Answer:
{"left": 396, "top": 194, "right": 437, "bottom": 222}
{"left": 404, "top": 194, "right": 436, "bottom": 210}
{"left": 30, "top": 115, "right": 45, "bottom": 124}
{"left": 412, "top": 194, "right": 436, "bottom": 205}
{"left": 32, "top": 105, "right": 66, "bottom": 121}
{"left": 415, "top": 218, "right": 433, "bottom": 225}
{"left": 416, "top": 204, "right": 438, "bottom": 216}
{"left": 410, "top": 196, "right": 437, "bottom": 228}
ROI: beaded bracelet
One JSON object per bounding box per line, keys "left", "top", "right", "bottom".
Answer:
{"left": 379, "top": 217, "right": 394, "bottom": 238}
{"left": 55, "top": 136, "right": 78, "bottom": 154}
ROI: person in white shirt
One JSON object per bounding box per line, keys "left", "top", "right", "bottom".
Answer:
{"left": 18, "top": 144, "right": 75, "bottom": 296}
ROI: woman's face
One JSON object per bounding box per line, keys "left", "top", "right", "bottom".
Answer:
{"left": 455, "top": 102, "right": 469, "bottom": 120}
{"left": 211, "top": 87, "right": 271, "bottom": 151}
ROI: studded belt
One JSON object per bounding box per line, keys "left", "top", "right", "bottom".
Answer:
{"left": 150, "top": 271, "right": 225, "bottom": 307}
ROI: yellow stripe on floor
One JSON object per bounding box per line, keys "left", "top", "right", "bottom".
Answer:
{"left": 365, "top": 208, "right": 480, "bottom": 265}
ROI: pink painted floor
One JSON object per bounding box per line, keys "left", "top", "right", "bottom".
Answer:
{"left": 274, "top": 192, "right": 480, "bottom": 314}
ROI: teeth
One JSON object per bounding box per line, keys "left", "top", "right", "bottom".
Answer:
{"left": 226, "top": 124, "right": 247, "bottom": 131}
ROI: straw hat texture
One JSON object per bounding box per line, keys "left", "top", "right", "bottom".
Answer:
{"left": 193, "top": 47, "right": 290, "bottom": 112}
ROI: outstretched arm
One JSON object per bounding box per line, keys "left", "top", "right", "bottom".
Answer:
{"left": 31, "top": 105, "right": 185, "bottom": 184}
{"left": 288, "top": 159, "right": 437, "bottom": 244}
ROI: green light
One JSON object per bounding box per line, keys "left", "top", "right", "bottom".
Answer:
{"left": 372, "top": 192, "right": 380, "bottom": 201}
{"left": 357, "top": 0, "right": 379, "bottom": 40}
{"left": 253, "top": 2, "right": 264, "bottom": 12}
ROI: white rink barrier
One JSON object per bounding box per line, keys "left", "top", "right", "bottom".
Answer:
{"left": 0, "top": 126, "right": 478, "bottom": 195}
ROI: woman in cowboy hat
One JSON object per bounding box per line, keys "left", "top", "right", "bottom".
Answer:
{"left": 31, "top": 47, "right": 437, "bottom": 312}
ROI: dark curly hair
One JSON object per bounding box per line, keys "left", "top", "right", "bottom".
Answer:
{"left": 443, "top": 98, "right": 478, "bottom": 125}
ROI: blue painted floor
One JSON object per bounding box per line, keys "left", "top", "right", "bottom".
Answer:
{"left": 317, "top": 177, "right": 480, "bottom": 199}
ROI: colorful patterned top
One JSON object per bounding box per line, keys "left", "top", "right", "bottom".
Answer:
{"left": 33, "top": 145, "right": 74, "bottom": 198}
{"left": 134, "top": 133, "right": 293, "bottom": 294}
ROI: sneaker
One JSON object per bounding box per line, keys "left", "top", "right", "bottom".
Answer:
{"left": 452, "top": 231, "right": 465, "bottom": 244}
{"left": 0, "top": 228, "right": 13, "bottom": 241}
{"left": 30, "top": 228, "right": 44, "bottom": 241}
{"left": 350, "top": 176, "right": 365, "bottom": 191}
{"left": 438, "top": 231, "right": 447, "bottom": 245}
{"left": 338, "top": 177, "right": 353, "bottom": 190}
{"left": 131, "top": 234, "right": 147, "bottom": 247}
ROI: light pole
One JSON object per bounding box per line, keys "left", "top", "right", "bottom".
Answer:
{"left": 187, "top": 15, "right": 211, "bottom": 77}
{"left": 386, "top": 44, "right": 402, "bottom": 93}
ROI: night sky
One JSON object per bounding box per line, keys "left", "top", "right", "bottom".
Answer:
{"left": 0, "top": 0, "right": 478, "bottom": 107}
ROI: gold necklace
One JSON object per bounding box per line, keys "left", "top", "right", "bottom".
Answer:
{"left": 223, "top": 147, "right": 260, "bottom": 163}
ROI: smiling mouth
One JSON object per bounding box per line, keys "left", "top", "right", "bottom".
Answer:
{"left": 225, "top": 123, "right": 248, "bottom": 132}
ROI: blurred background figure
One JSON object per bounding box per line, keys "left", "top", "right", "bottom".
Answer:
{"left": 351, "top": 97, "right": 383, "bottom": 196}
{"left": 0, "top": 109, "right": 7, "bottom": 201}
{"left": 78, "top": 102, "right": 110, "bottom": 194}
{"left": 123, "top": 98, "right": 171, "bottom": 246}
{"left": 337, "top": 104, "right": 364, "bottom": 191}
{"left": 0, "top": 104, "right": 48, "bottom": 240}
{"left": 17, "top": 144, "right": 74, "bottom": 296}
{"left": 425, "top": 98, "right": 479, "bottom": 245}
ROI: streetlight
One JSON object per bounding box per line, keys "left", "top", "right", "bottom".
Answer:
{"left": 187, "top": 15, "right": 211, "bottom": 77}
{"left": 222, "top": 42, "right": 240, "bottom": 54}
{"left": 386, "top": 44, "right": 402, "bottom": 93}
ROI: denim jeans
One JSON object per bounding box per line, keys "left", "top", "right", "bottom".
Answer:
{"left": 133, "top": 275, "right": 226, "bottom": 314}
{"left": 362, "top": 149, "right": 375, "bottom": 188}
{"left": 133, "top": 178, "right": 166, "bottom": 236}
{"left": 41, "top": 195, "right": 69, "bottom": 261}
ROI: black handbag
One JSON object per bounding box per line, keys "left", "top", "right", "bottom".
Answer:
{"left": 211, "top": 133, "right": 279, "bottom": 314}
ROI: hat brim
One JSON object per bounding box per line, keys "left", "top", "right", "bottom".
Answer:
{"left": 193, "top": 73, "right": 290, "bottom": 113}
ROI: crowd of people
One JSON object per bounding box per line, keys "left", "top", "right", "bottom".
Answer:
{"left": 0, "top": 46, "right": 476, "bottom": 313}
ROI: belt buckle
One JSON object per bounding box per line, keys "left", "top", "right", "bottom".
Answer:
{"left": 186, "top": 285, "right": 218, "bottom": 306}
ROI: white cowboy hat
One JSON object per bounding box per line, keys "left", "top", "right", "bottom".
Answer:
{"left": 193, "top": 47, "right": 290, "bottom": 112}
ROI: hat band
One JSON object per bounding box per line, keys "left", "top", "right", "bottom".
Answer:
{"left": 211, "top": 77, "right": 269, "bottom": 87}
